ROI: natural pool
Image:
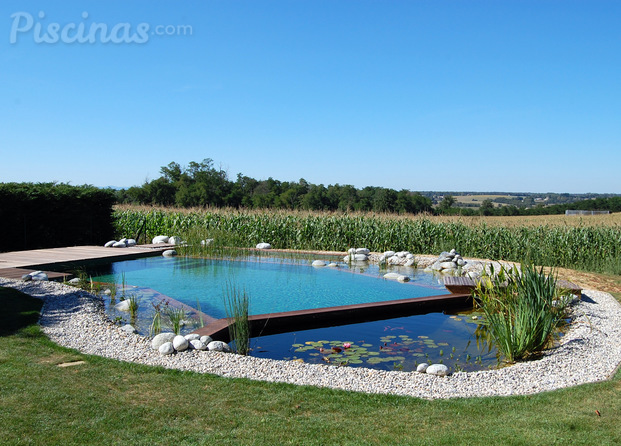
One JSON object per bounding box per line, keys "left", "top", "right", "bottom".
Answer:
{"left": 87, "top": 254, "right": 498, "bottom": 372}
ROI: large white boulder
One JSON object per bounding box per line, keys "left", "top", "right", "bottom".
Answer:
{"left": 168, "top": 236, "right": 183, "bottom": 245}
{"left": 384, "top": 251, "right": 396, "bottom": 258}
{"left": 355, "top": 248, "right": 370, "bottom": 255}
{"left": 312, "top": 260, "right": 327, "bottom": 267}
{"left": 383, "top": 272, "right": 410, "bottom": 282}
{"left": 126, "top": 239, "right": 137, "bottom": 247}
{"left": 207, "top": 341, "right": 232, "bottom": 352}
{"left": 416, "top": 363, "right": 429, "bottom": 373}
{"left": 159, "top": 342, "right": 175, "bottom": 355}
{"left": 152, "top": 235, "right": 170, "bottom": 244}
{"left": 112, "top": 241, "right": 127, "bottom": 248}
{"left": 30, "top": 271, "right": 48, "bottom": 281}
{"left": 426, "top": 364, "right": 449, "bottom": 376}
{"left": 162, "top": 249, "right": 177, "bottom": 257}
{"left": 104, "top": 240, "right": 117, "bottom": 248}
{"left": 256, "top": 242, "right": 272, "bottom": 249}
{"left": 173, "top": 335, "right": 189, "bottom": 351}
{"left": 121, "top": 324, "right": 137, "bottom": 334}
{"left": 189, "top": 339, "right": 208, "bottom": 350}
{"left": 114, "top": 300, "right": 130, "bottom": 311}
{"left": 151, "top": 332, "right": 176, "bottom": 350}
{"left": 200, "top": 335, "right": 213, "bottom": 345}
{"left": 185, "top": 333, "right": 200, "bottom": 341}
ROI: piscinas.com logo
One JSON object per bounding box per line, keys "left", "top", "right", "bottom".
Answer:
{"left": 10, "top": 11, "right": 192, "bottom": 44}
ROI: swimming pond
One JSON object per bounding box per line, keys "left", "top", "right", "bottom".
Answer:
{"left": 89, "top": 255, "right": 447, "bottom": 319}
{"left": 88, "top": 254, "right": 499, "bottom": 372}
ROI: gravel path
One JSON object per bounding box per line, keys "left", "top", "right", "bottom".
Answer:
{"left": 2, "top": 276, "right": 621, "bottom": 399}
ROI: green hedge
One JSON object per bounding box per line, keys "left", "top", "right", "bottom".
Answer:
{"left": 0, "top": 183, "right": 116, "bottom": 252}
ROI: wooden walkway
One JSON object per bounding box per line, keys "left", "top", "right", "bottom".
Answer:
{"left": 0, "top": 244, "right": 174, "bottom": 281}
{"left": 443, "top": 276, "right": 582, "bottom": 299}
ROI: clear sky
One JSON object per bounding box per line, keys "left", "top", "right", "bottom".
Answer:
{"left": 1, "top": 1, "right": 619, "bottom": 194}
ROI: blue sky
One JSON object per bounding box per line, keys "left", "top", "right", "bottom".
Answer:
{"left": 1, "top": 1, "right": 619, "bottom": 194}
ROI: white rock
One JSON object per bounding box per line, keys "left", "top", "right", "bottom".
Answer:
{"left": 190, "top": 339, "right": 208, "bottom": 350}
{"left": 185, "top": 333, "right": 200, "bottom": 341}
{"left": 199, "top": 335, "right": 213, "bottom": 345}
{"left": 201, "top": 239, "right": 214, "bottom": 246}
{"left": 162, "top": 249, "right": 177, "bottom": 257}
{"left": 173, "top": 335, "right": 189, "bottom": 351}
{"left": 384, "top": 251, "right": 396, "bottom": 258}
{"left": 30, "top": 271, "right": 48, "bottom": 281}
{"left": 353, "top": 254, "right": 368, "bottom": 261}
{"left": 404, "top": 259, "right": 416, "bottom": 267}
{"left": 121, "top": 324, "right": 137, "bottom": 334}
{"left": 104, "top": 240, "right": 117, "bottom": 247}
{"left": 112, "top": 241, "right": 127, "bottom": 248}
{"left": 104, "top": 289, "right": 112, "bottom": 295}
{"left": 126, "top": 239, "right": 137, "bottom": 246}
{"left": 388, "top": 256, "right": 402, "bottom": 265}
{"left": 312, "top": 260, "right": 327, "bottom": 267}
{"left": 347, "top": 248, "right": 357, "bottom": 254}
{"left": 450, "top": 249, "right": 456, "bottom": 254}
{"left": 168, "top": 236, "right": 182, "bottom": 245}
{"left": 406, "top": 253, "right": 415, "bottom": 260}
{"left": 439, "top": 261, "right": 457, "bottom": 270}
{"left": 383, "top": 272, "right": 409, "bottom": 282}
{"left": 158, "top": 342, "right": 175, "bottom": 355}
{"left": 426, "top": 364, "right": 449, "bottom": 376}
{"left": 396, "top": 251, "right": 407, "bottom": 258}
{"left": 256, "top": 242, "right": 272, "bottom": 249}
{"left": 152, "top": 235, "right": 170, "bottom": 244}
{"left": 114, "top": 300, "right": 130, "bottom": 311}
{"left": 456, "top": 259, "right": 467, "bottom": 267}
{"left": 68, "top": 277, "right": 81, "bottom": 285}
{"left": 327, "top": 263, "right": 338, "bottom": 267}
{"left": 119, "top": 238, "right": 128, "bottom": 244}
{"left": 416, "top": 363, "right": 429, "bottom": 373}
{"left": 151, "top": 332, "right": 176, "bottom": 350}
{"left": 355, "top": 248, "right": 370, "bottom": 255}
{"left": 207, "top": 341, "right": 232, "bottom": 352}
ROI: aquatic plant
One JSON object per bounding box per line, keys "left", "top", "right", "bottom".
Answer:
{"left": 166, "top": 306, "right": 186, "bottom": 335}
{"left": 149, "top": 301, "right": 163, "bottom": 336}
{"left": 474, "top": 263, "right": 570, "bottom": 362}
{"left": 223, "top": 282, "right": 250, "bottom": 355}
{"left": 127, "top": 295, "right": 140, "bottom": 321}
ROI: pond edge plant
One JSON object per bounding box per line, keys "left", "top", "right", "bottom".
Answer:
{"left": 223, "top": 282, "right": 250, "bottom": 355}
{"left": 473, "top": 262, "right": 571, "bottom": 363}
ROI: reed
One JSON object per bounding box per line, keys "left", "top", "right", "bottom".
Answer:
{"left": 166, "top": 306, "right": 186, "bottom": 335}
{"left": 223, "top": 282, "right": 250, "bottom": 355}
{"left": 474, "top": 264, "right": 570, "bottom": 362}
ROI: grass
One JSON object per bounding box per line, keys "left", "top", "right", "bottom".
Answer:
{"left": 1, "top": 285, "right": 620, "bottom": 444}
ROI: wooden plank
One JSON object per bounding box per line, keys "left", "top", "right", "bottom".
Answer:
{"left": 193, "top": 292, "right": 473, "bottom": 342}
{"left": 0, "top": 245, "right": 173, "bottom": 269}
{"left": 0, "top": 267, "right": 72, "bottom": 282}
{"left": 443, "top": 275, "right": 582, "bottom": 300}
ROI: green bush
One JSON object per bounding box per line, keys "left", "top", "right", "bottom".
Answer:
{"left": 0, "top": 182, "right": 116, "bottom": 251}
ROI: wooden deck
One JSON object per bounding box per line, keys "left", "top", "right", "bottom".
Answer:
{"left": 443, "top": 276, "right": 582, "bottom": 299}
{"left": 0, "top": 244, "right": 174, "bottom": 281}
{"left": 193, "top": 292, "right": 474, "bottom": 342}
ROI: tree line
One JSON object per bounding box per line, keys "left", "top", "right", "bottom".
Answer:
{"left": 115, "top": 159, "right": 621, "bottom": 216}
{"left": 116, "top": 159, "right": 434, "bottom": 214}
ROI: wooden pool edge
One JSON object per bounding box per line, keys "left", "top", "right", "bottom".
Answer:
{"left": 192, "top": 292, "right": 473, "bottom": 342}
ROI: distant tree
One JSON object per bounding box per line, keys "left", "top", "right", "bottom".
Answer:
{"left": 479, "top": 199, "right": 495, "bottom": 216}
{"left": 438, "top": 195, "right": 456, "bottom": 212}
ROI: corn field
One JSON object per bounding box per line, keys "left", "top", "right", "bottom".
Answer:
{"left": 113, "top": 207, "right": 621, "bottom": 274}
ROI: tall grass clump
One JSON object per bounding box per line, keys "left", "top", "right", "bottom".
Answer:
{"left": 223, "top": 282, "right": 250, "bottom": 355}
{"left": 166, "top": 306, "right": 186, "bottom": 335}
{"left": 127, "top": 295, "right": 140, "bottom": 321}
{"left": 474, "top": 264, "right": 571, "bottom": 363}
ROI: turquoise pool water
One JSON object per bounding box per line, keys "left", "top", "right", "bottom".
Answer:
{"left": 89, "top": 256, "right": 447, "bottom": 319}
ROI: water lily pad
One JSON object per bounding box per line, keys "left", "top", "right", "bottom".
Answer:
{"left": 418, "top": 336, "right": 428, "bottom": 339}
{"left": 362, "top": 343, "right": 373, "bottom": 347}
{"left": 349, "top": 359, "right": 363, "bottom": 364}
{"left": 437, "top": 342, "right": 449, "bottom": 346}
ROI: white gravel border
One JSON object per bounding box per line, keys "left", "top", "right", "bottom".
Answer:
{"left": 2, "top": 276, "right": 621, "bottom": 399}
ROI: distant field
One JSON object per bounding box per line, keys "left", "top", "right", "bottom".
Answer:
{"left": 453, "top": 194, "right": 513, "bottom": 207}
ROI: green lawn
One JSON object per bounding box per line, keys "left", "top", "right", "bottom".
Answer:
{"left": 1, "top": 286, "right": 620, "bottom": 445}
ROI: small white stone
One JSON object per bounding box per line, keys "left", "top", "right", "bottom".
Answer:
{"left": 207, "top": 341, "right": 232, "bottom": 352}
{"left": 104, "top": 240, "right": 117, "bottom": 248}
{"left": 190, "top": 339, "right": 208, "bottom": 350}
{"left": 162, "top": 249, "right": 177, "bottom": 257}
{"left": 151, "top": 332, "right": 176, "bottom": 350}
{"left": 152, "top": 235, "right": 170, "bottom": 244}
{"left": 312, "top": 260, "right": 327, "bottom": 267}
{"left": 199, "top": 335, "right": 213, "bottom": 344}
{"left": 256, "top": 242, "right": 272, "bottom": 249}
{"left": 185, "top": 333, "right": 200, "bottom": 341}
{"left": 416, "top": 363, "right": 429, "bottom": 373}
